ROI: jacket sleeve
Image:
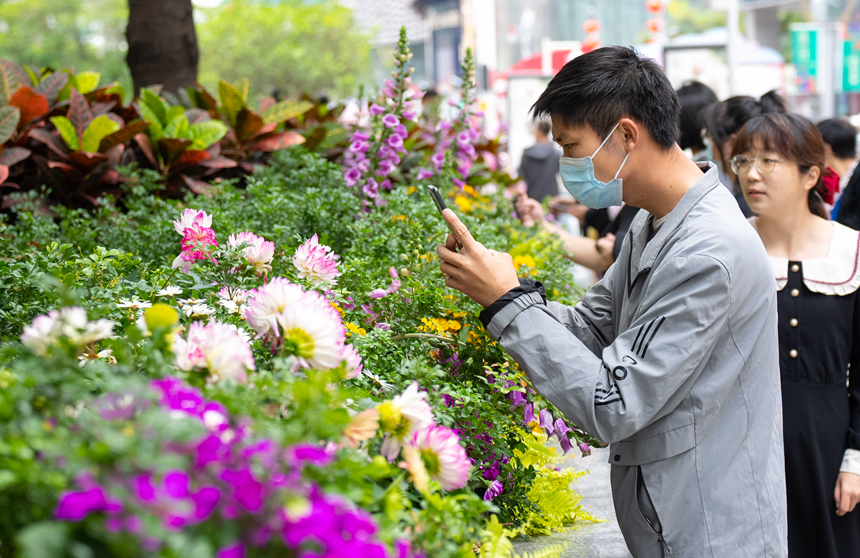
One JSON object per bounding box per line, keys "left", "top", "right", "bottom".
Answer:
{"left": 487, "top": 253, "right": 732, "bottom": 443}
{"left": 544, "top": 261, "right": 617, "bottom": 358}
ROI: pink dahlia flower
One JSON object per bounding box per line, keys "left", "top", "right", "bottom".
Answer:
{"left": 244, "top": 278, "right": 305, "bottom": 345}
{"left": 172, "top": 223, "right": 218, "bottom": 274}
{"left": 173, "top": 208, "right": 213, "bottom": 235}
{"left": 275, "top": 289, "right": 346, "bottom": 370}
{"left": 227, "top": 232, "right": 275, "bottom": 274}
{"left": 409, "top": 425, "right": 471, "bottom": 491}
{"left": 292, "top": 234, "right": 341, "bottom": 286}
{"left": 173, "top": 320, "right": 256, "bottom": 384}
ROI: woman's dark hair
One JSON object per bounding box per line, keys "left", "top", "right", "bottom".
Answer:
{"left": 530, "top": 46, "right": 680, "bottom": 149}
{"left": 817, "top": 117, "right": 858, "bottom": 160}
{"left": 700, "top": 90, "right": 787, "bottom": 146}
{"left": 676, "top": 81, "right": 717, "bottom": 151}
{"left": 732, "top": 113, "right": 828, "bottom": 218}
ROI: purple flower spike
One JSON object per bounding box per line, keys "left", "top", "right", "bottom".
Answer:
{"left": 523, "top": 403, "right": 536, "bottom": 423}
{"left": 507, "top": 390, "right": 526, "bottom": 408}
{"left": 554, "top": 418, "right": 570, "bottom": 438}
{"left": 370, "top": 103, "right": 386, "bottom": 116}
{"left": 539, "top": 409, "right": 555, "bottom": 436}
{"left": 416, "top": 167, "right": 434, "bottom": 180}
{"left": 402, "top": 110, "right": 417, "bottom": 121}
{"left": 483, "top": 480, "right": 504, "bottom": 501}
{"left": 382, "top": 114, "right": 399, "bottom": 128}
{"left": 217, "top": 543, "right": 246, "bottom": 558}
{"left": 579, "top": 442, "right": 593, "bottom": 457}
{"left": 559, "top": 435, "right": 574, "bottom": 455}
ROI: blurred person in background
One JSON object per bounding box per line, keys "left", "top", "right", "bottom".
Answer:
{"left": 675, "top": 81, "right": 718, "bottom": 163}
{"left": 700, "top": 90, "right": 787, "bottom": 217}
{"left": 518, "top": 120, "right": 562, "bottom": 203}
{"left": 733, "top": 113, "right": 860, "bottom": 558}
{"left": 818, "top": 118, "right": 860, "bottom": 227}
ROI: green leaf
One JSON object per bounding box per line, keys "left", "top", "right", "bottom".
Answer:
{"left": 0, "top": 106, "right": 20, "bottom": 144}
{"left": 147, "top": 120, "right": 165, "bottom": 143}
{"left": 261, "top": 99, "right": 314, "bottom": 124}
{"left": 74, "top": 71, "right": 101, "bottom": 94}
{"left": 50, "top": 115, "right": 80, "bottom": 151}
{"left": 187, "top": 120, "right": 227, "bottom": 150}
{"left": 232, "top": 78, "right": 249, "bottom": 102}
{"left": 81, "top": 115, "right": 120, "bottom": 153}
{"left": 16, "top": 521, "right": 69, "bottom": 558}
{"left": 0, "top": 60, "right": 21, "bottom": 106}
{"left": 56, "top": 71, "right": 76, "bottom": 102}
{"left": 164, "top": 105, "right": 185, "bottom": 127}
{"left": 218, "top": 80, "right": 246, "bottom": 126}
{"left": 164, "top": 113, "right": 190, "bottom": 139}
{"left": 141, "top": 88, "right": 167, "bottom": 124}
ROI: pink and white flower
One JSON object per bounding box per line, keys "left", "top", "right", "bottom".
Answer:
{"left": 227, "top": 232, "right": 275, "bottom": 274}
{"left": 275, "top": 289, "right": 346, "bottom": 370}
{"left": 339, "top": 344, "right": 363, "bottom": 380}
{"left": 292, "top": 234, "right": 341, "bottom": 285}
{"left": 408, "top": 425, "right": 471, "bottom": 491}
{"left": 172, "top": 223, "right": 218, "bottom": 274}
{"left": 173, "top": 320, "right": 255, "bottom": 384}
{"left": 173, "top": 209, "right": 213, "bottom": 235}
{"left": 378, "top": 382, "right": 434, "bottom": 462}
{"left": 244, "top": 278, "right": 305, "bottom": 345}
{"left": 21, "top": 307, "right": 115, "bottom": 357}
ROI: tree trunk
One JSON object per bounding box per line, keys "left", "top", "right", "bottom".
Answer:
{"left": 126, "top": 0, "right": 199, "bottom": 94}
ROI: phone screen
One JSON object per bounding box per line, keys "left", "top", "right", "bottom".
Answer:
{"left": 426, "top": 185, "right": 462, "bottom": 249}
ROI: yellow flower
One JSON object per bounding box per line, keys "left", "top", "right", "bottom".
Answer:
{"left": 345, "top": 322, "right": 367, "bottom": 337}
{"left": 407, "top": 186, "right": 417, "bottom": 195}
{"left": 330, "top": 301, "right": 345, "bottom": 318}
{"left": 144, "top": 303, "right": 179, "bottom": 331}
{"left": 446, "top": 320, "right": 462, "bottom": 331}
{"left": 462, "top": 185, "right": 478, "bottom": 197}
{"left": 454, "top": 195, "right": 472, "bottom": 213}
{"left": 391, "top": 215, "right": 407, "bottom": 222}
{"left": 512, "top": 254, "right": 536, "bottom": 270}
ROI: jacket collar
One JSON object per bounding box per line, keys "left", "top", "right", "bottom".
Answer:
{"left": 628, "top": 162, "right": 722, "bottom": 277}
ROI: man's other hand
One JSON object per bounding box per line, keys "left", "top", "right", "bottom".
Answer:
{"left": 437, "top": 209, "right": 520, "bottom": 307}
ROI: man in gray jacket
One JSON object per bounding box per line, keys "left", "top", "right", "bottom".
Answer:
{"left": 437, "top": 46, "right": 787, "bottom": 557}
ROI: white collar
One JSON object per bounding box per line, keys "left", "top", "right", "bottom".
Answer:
{"left": 761, "top": 221, "right": 860, "bottom": 295}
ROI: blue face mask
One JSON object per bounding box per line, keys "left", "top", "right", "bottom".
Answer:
{"left": 558, "top": 122, "right": 630, "bottom": 209}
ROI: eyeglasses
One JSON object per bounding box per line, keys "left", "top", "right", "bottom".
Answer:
{"left": 730, "top": 155, "right": 788, "bottom": 176}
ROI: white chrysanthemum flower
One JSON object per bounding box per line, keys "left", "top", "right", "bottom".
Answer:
{"left": 157, "top": 286, "right": 183, "bottom": 297}
{"left": 21, "top": 307, "right": 115, "bottom": 357}
{"left": 184, "top": 303, "right": 216, "bottom": 318}
{"left": 78, "top": 348, "right": 116, "bottom": 367}
{"left": 177, "top": 297, "right": 205, "bottom": 308}
{"left": 243, "top": 278, "right": 305, "bottom": 344}
{"left": 275, "top": 289, "right": 346, "bottom": 370}
{"left": 117, "top": 298, "right": 152, "bottom": 310}
{"left": 173, "top": 320, "right": 255, "bottom": 384}
{"left": 227, "top": 231, "right": 275, "bottom": 274}
{"left": 217, "top": 287, "right": 254, "bottom": 305}
{"left": 378, "top": 382, "right": 435, "bottom": 462}
{"left": 173, "top": 208, "right": 213, "bottom": 235}
{"left": 218, "top": 299, "right": 239, "bottom": 314}
{"left": 409, "top": 425, "right": 471, "bottom": 491}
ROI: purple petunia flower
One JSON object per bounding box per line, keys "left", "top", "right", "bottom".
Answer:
{"left": 539, "top": 409, "right": 555, "bottom": 436}
{"left": 217, "top": 543, "right": 245, "bottom": 558}
{"left": 192, "top": 486, "right": 222, "bottom": 520}
{"left": 55, "top": 487, "right": 108, "bottom": 521}
{"left": 287, "top": 443, "right": 334, "bottom": 467}
{"left": 483, "top": 480, "right": 504, "bottom": 501}
{"left": 523, "top": 403, "right": 536, "bottom": 423}
{"left": 220, "top": 469, "right": 263, "bottom": 513}
{"left": 559, "top": 435, "right": 574, "bottom": 455}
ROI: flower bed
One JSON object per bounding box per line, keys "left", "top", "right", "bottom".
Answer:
{"left": 0, "top": 29, "right": 598, "bottom": 558}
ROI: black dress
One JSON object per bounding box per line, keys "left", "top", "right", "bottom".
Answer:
{"left": 769, "top": 222, "right": 860, "bottom": 558}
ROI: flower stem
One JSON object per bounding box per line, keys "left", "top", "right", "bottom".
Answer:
{"left": 390, "top": 333, "right": 461, "bottom": 346}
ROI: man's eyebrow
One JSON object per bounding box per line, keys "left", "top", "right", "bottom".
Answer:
{"left": 553, "top": 135, "right": 563, "bottom": 144}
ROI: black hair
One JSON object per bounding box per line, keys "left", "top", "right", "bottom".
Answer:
{"left": 817, "top": 118, "right": 857, "bottom": 160}
{"left": 676, "top": 81, "right": 717, "bottom": 151}
{"left": 536, "top": 121, "right": 551, "bottom": 136}
{"left": 530, "top": 46, "right": 679, "bottom": 149}
{"left": 700, "top": 90, "right": 786, "bottom": 146}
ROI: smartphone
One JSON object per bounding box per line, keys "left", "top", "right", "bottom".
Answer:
{"left": 427, "top": 185, "right": 462, "bottom": 249}
{"left": 511, "top": 194, "right": 520, "bottom": 218}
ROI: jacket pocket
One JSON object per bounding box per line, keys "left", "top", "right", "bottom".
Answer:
{"left": 637, "top": 466, "right": 670, "bottom": 556}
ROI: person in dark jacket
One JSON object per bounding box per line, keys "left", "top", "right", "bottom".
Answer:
{"left": 518, "top": 120, "right": 561, "bottom": 202}
{"left": 676, "top": 81, "right": 717, "bottom": 163}
{"left": 818, "top": 117, "right": 859, "bottom": 226}
{"left": 700, "top": 90, "right": 787, "bottom": 216}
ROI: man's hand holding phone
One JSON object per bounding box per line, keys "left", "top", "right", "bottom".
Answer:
{"left": 437, "top": 209, "right": 520, "bottom": 308}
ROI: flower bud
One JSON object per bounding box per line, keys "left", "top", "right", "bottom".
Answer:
{"left": 407, "top": 52, "right": 414, "bottom": 59}
{"left": 399, "top": 54, "right": 408, "bottom": 62}
{"left": 400, "top": 268, "right": 410, "bottom": 276}
{"left": 391, "top": 71, "right": 399, "bottom": 79}
{"left": 407, "top": 67, "right": 415, "bottom": 76}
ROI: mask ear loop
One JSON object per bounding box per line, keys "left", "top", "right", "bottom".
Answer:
{"left": 614, "top": 152, "right": 631, "bottom": 179}
{"left": 591, "top": 122, "right": 622, "bottom": 158}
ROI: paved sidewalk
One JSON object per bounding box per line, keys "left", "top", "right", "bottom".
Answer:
{"left": 511, "top": 446, "right": 632, "bottom": 558}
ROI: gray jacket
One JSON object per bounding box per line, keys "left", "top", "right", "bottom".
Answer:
{"left": 487, "top": 165, "right": 787, "bottom": 557}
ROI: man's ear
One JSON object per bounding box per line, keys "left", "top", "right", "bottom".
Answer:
{"left": 618, "top": 118, "right": 639, "bottom": 152}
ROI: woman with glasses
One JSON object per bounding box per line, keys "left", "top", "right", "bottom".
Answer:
{"left": 733, "top": 113, "right": 860, "bottom": 557}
